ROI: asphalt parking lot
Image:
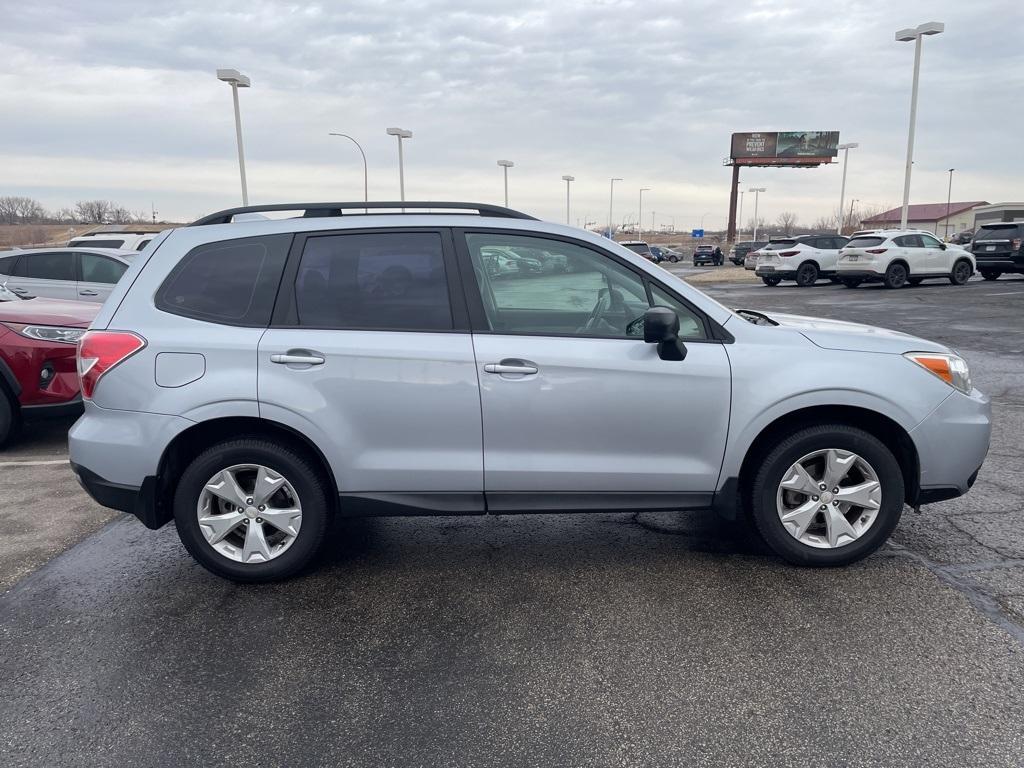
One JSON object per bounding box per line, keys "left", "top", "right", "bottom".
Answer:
{"left": 2, "top": 273, "right": 1023, "bottom": 767}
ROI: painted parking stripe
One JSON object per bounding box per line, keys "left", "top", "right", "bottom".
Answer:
{"left": 0, "top": 459, "right": 70, "bottom": 467}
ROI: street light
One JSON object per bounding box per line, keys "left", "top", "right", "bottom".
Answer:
{"left": 836, "top": 142, "right": 859, "bottom": 234}
{"left": 561, "top": 175, "right": 574, "bottom": 225}
{"left": 638, "top": 188, "right": 651, "bottom": 239}
{"left": 328, "top": 133, "right": 368, "bottom": 208}
{"left": 497, "top": 160, "right": 514, "bottom": 207}
{"left": 216, "top": 68, "right": 251, "bottom": 205}
{"left": 895, "top": 21, "right": 945, "bottom": 230}
{"left": 944, "top": 168, "right": 955, "bottom": 238}
{"left": 748, "top": 187, "right": 766, "bottom": 241}
{"left": 700, "top": 211, "right": 712, "bottom": 230}
{"left": 608, "top": 178, "right": 622, "bottom": 238}
{"left": 386, "top": 127, "right": 413, "bottom": 203}
{"left": 737, "top": 191, "right": 745, "bottom": 239}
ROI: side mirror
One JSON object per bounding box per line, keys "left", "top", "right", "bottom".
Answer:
{"left": 643, "top": 306, "right": 687, "bottom": 361}
{"left": 939, "top": 242, "right": 947, "bottom": 250}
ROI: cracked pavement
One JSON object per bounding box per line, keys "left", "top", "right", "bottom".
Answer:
{"left": 1, "top": 273, "right": 1023, "bottom": 767}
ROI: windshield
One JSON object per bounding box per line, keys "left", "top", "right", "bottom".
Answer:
{"left": 622, "top": 244, "right": 649, "bottom": 253}
{"left": 763, "top": 240, "right": 797, "bottom": 250}
{"left": 974, "top": 224, "right": 1023, "bottom": 242}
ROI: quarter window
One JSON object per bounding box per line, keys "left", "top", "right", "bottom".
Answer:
{"left": 294, "top": 232, "right": 452, "bottom": 331}
{"left": 80, "top": 253, "right": 128, "bottom": 284}
{"left": 12, "top": 252, "right": 75, "bottom": 281}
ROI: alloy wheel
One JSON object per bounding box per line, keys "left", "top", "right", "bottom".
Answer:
{"left": 196, "top": 464, "right": 303, "bottom": 564}
{"left": 776, "top": 448, "right": 882, "bottom": 549}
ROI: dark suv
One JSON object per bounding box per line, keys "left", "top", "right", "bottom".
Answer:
{"left": 729, "top": 241, "right": 767, "bottom": 266}
{"left": 972, "top": 223, "right": 1024, "bottom": 280}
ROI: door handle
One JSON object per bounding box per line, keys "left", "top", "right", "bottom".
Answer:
{"left": 79, "top": 290, "right": 99, "bottom": 296}
{"left": 10, "top": 287, "right": 27, "bottom": 294}
{"left": 484, "top": 362, "right": 538, "bottom": 375}
{"left": 270, "top": 353, "right": 325, "bottom": 366}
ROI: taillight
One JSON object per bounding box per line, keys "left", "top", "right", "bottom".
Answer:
{"left": 866, "top": 248, "right": 888, "bottom": 254}
{"left": 77, "top": 330, "right": 146, "bottom": 399}
{"left": 778, "top": 250, "right": 800, "bottom": 257}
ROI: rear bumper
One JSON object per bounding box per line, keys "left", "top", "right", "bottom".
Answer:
{"left": 755, "top": 268, "right": 797, "bottom": 279}
{"left": 71, "top": 463, "right": 165, "bottom": 529}
{"left": 835, "top": 269, "right": 884, "bottom": 279}
{"left": 974, "top": 257, "right": 1023, "bottom": 271}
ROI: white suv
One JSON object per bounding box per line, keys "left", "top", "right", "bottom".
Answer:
{"left": 754, "top": 235, "right": 849, "bottom": 287}
{"left": 837, "top": 231, "right": 974, "bottom": 289}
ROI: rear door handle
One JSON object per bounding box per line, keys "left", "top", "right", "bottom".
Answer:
{"left": 270, "top": 353, "right": 325, "bottom": 366}
{"left": 79, "top": 290, "right": 98, "bottom": 296}
{"left": 10, "top": 287, "right": 27, "bottom": 294}
{"left": 484, "top": 361, "right": 538, "bottom": 375}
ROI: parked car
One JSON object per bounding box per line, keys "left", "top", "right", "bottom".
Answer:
{"left": 729, "top": 241, "right": 767, "bottom": 266}
{"left": 755, "top": 234, "right": 850, "bottom": 287}
{"left": 658, "top": 247, "right": 683, "bottom": 263}
{"left": 0, "top": 292, "right": 97, "bottom": 446}
{"left": 69, "top": 201, "right": 990, "bottom": 582}
{"left": 836, "top": 231, "right": 975, "bottom": 289}
{"left": 620, "top": 241, "right": 657, "bottom": 261}
{"left": 67, "top": 232, "right": 158, "bottom": 251}
{"left": 744, "top": 250, "right": 761, "bottom": 271}
{"left": 0, "top": 247, "right": 136, "bottom": 303}
{"left": 970, "top": 222, "right": 1024, "bottom": 281}
{"left": 950, "top": 230, "right": 974, "bottom": 246}
{"left": 693, "top": 244, "right": 722, "bottom": 266}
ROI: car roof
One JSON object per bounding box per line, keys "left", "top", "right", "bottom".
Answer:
{"left": 0, "top": 246, "right": 136, "bottom": 259}
{"left": 619, "top": 240, "right": 648, "bottom": 245}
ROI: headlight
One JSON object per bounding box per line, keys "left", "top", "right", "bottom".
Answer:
{"left": 2, "top": 322, "right": 86, "bottom": 345}
{"left": 904, "top": 352, "right": 972, "bottom": 394}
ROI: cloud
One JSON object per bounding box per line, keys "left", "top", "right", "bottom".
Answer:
{"left": 0, "top": 0, "right": 1021, "bottom": 227}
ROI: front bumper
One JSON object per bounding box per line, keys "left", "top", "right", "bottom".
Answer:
{"left": 910, "top": 388, "right": 991, "bottom": 504}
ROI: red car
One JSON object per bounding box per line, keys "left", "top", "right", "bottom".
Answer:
{"left": 0, "top": 287, "right": 98, "bottom": 446}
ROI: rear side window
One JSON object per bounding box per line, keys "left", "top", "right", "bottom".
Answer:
{"left": 156, "top": 234, "right": 291, "bottom": 326}
{"left": 70, "top": 239, "right": 125, "bottom": 249}
{"left": 846, "top": 237, "right": 885, "bottom": 248}
{"left": 80, "top": 253, "right": 128, "bottom": 284}
{"left": 12, "top": 251, "right": 75, "bottom": 281}
{"left": 293, "top": 232, "right": 452, "bottom": 331}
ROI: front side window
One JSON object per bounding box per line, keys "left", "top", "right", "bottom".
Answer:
{"left": 294, "top": 232, "right": 452, "bottom": 331}
{"left": 464, "top": 233, "right": 706, "bottom": 340}
{"left": 894, "top": 235, "right": 923, "bottom": 248}
{"left": 12, "top": 252, "right": 75, "bottom": 281}
{"left": 920, "top": 234, "right": 943, "bottom": 248}
{"left": 156, "top": 234, "right": 291, "bottom": 326}
{"left": 79, "top": 253, "right": 128, "bottom": 284}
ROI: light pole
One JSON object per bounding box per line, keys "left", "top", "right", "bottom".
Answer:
{"left": 638, "top": 188, "right": 650, "bottom": 239}
{"left": 328, "top": 133, "right": 368, "bottom": 207}
{"left": 608, "top": 178, "right": 622, "bottom": 238}
{"left": 561, "top": 175, "right": 574, "bottom": 225}
{"left": 944, "top": 168, "right": 955, "bottom": 238}
{"left": 896, "top": 21, "right": 945, "bottom": 230}
{"left": 497, "top": 160, "right": 514, "bottom": 207}
{"left": 836, "top": 142, "right": 859, "bottom": 234}
{"left": 216, "top": 68, "right": 251, "bottom": 205}
{"left": 848, "top": 198, "right": 858, "bottom": 232}
{"left": 737, "top": 191, "right": 745, "bottom": 239}
{"left": 749, "top": 187, "right": 766, "bottom": 241}
{"left": 386, "top": 127, "right": 413, "bottom": 203}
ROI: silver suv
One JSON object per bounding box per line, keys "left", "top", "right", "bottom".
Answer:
{"left": 69, "top": 202, "right": 991, "bottom": 582}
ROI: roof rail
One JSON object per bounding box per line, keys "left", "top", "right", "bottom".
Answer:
{"left": 189, "top": 201, "right": 538, "bottom": 226}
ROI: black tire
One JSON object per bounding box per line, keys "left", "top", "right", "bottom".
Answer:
{"left": 796, "top": 262, "right": 819, "bottom": 287}
{"left": 907, "top": 277, "right": 923, "bottom": 286}
{"left": 883, "top": 262, "right": 908, "bottom": 289}
{"left": 980, "top": 270, "right": 1000, "bottom": 281}
{"left": 174, "top": 437, "right": 331, "bottom": 582}
{"left": 761, "top": 276, "right": 782, "bottom": 286}
{"left": 749, "top": 425, "right": 905, "bottom": 567}
{"left": 0, "top": 390, "right": 16, "bottom": 448}
{"left": 950, "top": 259, "right": 972, "bottom": 285}
{"left": 669, "top": 255, "right": 679, "bottom": 263}
{"left": 841, "top": 278, "right": 863, "bottom": 289}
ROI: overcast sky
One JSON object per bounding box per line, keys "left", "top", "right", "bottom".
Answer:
{"left": 1, "top": 0, "right": 1021, "bottom": 228}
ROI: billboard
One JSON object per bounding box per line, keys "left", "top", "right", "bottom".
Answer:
{"left": 730, "top": 131, "right": 840, "bottom": 163}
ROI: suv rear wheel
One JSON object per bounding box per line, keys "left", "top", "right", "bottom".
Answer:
{"left": 173, "top": 438, "right": 330, "bottom": 582}
{"left": 761, "top": 275, "right": 782, "bottom": 287}
{"left": 980, "top": 270, "right": 1001, "bottom": 281}
{"left": 796, "top": 262, "right": 819, "bottom": 287}
{"left": 841, "top": 278, "right": 862, "bottom": 288}
{"left": 749, "top": 425, "right": 904, "bottom": 566}
{"left": 949, "top": 259, "right": 972, "bottom": 286}
{"left": 883, "top": 262, "right": 908, "bottom": 289}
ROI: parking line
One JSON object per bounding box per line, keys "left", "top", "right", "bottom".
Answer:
{"left": 0, "top": 459, "right": 70, "bottom": 467}
{"left": 985, "top": 291, "right": 1023, "bottom": 296}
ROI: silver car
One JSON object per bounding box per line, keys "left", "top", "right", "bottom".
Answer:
{"left": 69, "top": 202, "right": 991, "bottom": 582}
{"left": 0, "top": 247, "right": 136, "bottom": 303}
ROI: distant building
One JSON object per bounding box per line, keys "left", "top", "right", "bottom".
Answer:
{"left": 861, "top": 201, "right": 989, "bottom": 235}
{"left": 972, "top": 203, "right": 1024, "bottom": 228}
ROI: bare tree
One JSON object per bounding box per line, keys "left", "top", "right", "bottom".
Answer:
{"left": 810, "top": 214, "right": 837, "bottom": 232}
{"left": 776, "top": 211, "right": 799, "bottom": 235}
{"left": 55, "top": 207, "right": 78, "bottom": 223}
{"left": 75, "top": 200, "right": 113, "bottom": 224}
{"left": 0, "top": 196, "right": 47, "bottom": 224}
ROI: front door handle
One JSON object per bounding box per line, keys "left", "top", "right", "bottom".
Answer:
{"left": 270, "top": 353, "right": 325, "bottom": 366}
{"left": 484, "top": 361, "right": 539, "bottom": 375}
{"left": 79, "top": 290, "right": 99, "bottom": 296}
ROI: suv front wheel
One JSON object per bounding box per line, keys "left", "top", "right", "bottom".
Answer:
{"left": 174, "top": 438, "right": 331, "bottom": 582}
{"left": 749, "top": 425, "right": 904, "bottom": 566}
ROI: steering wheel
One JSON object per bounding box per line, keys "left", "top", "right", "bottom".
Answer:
{"left": 579, "top": 288, "right": 630, "bottom": 334}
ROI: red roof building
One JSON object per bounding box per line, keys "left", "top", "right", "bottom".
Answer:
{"left": 862, "top": 201, "right": 989, "bottom": 235}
